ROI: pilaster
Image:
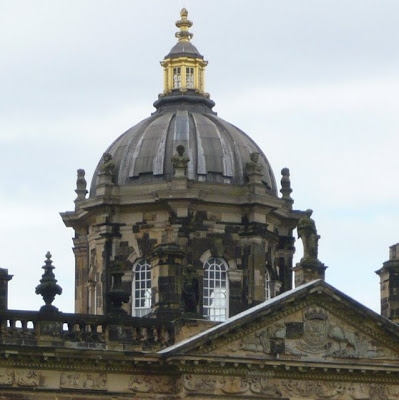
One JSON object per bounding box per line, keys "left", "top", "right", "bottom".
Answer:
{"left": 0, "top": 269, "right": 13, "bottom": 310}
{"left": 376, "top": 243, "right": 399, "bottom": 323}
{"left": 151, "top": 244, "right": 186, "bottom": 318}
{"left": 72, "top": 234, "right": 89, "bottom": 313}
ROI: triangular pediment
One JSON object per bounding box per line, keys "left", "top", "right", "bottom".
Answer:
{"left": 160, "top": 280, "right": 399, "bottom": 364}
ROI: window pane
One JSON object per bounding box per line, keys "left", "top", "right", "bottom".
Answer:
{"left": 265, "top": 269, "right": 271, "bottom": 300}
{"left": 133, "top": 259, "right": 152, "bottom": 317}
{"left": 203, "top": 258, "right": 228, "bottom": 322}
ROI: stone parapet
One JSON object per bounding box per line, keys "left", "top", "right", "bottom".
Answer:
{"left": 0, "top": 310, "right": 174, "bottom": 351}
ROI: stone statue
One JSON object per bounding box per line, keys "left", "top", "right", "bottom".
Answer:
{"left": 245, "top": 152, "right": 263, "bottom": 175}
{"left": 100, "top": 152, "right": 114, "bottom": 175}
{"left": 297, "top": 209, "right": 320, "bottom": 261}
{"left": 171, "top": 145, "right": 190, "bottom": 173}
{"left": 75, "top": 169, "right": 88, "bottom": 201}
{"left": 182, "top": 264, "right": 199, "bottom": 313}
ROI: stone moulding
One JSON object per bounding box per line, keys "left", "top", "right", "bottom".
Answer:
{"left": 181, "top": 374, "right": 399, "bottom": 399}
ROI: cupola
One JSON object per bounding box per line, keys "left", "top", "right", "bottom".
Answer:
{"left": 161, "top": 9, "right": 208, "bottom": 95}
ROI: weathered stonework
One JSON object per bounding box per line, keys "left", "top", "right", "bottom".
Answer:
{"left": 376, "top": 243, "right": 399, "bottom": 323}
{"left": 62, "top": 179, "right": 302, "bottom": 318}
{"left": 3, "top": 9, "right": 397, "bottom": 400}
{"left": 1, "top": 281, "right": 399, "bottom": 399}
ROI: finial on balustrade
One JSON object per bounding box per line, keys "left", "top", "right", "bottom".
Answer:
{"left": 35, "top": 252, "right": 63, "bottom": 313}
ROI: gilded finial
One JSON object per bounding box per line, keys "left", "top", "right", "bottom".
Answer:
{"left": 175, "top": 8, "right": 193, "bottom": 42}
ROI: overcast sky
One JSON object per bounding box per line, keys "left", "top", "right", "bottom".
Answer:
{"left": 1, "top": 0, "right": 398, "bottom": 314}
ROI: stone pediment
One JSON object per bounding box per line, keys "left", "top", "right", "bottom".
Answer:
{"left": 160, "top": 280, "right": 399, "bottom": 363}
{"left": 219, "top": 305, "right": 399, "bottom": 361}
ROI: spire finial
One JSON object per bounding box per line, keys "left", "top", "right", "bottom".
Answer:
{"left": 280, "top": 167, "right": 294, "bottom": 208}
{"left": 75, "top": 168, "right": 88, "bottom": 205}
{"left": 175, "top": 8, "right": 193, "bottom": 42}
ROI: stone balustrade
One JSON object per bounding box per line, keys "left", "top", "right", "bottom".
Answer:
{"left": 0, "top": 310, "right": 174, "bottom": 351}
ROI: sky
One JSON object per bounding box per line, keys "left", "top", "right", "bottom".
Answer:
{"left": 1, "top": 0, "right": 399, "bottom": 314}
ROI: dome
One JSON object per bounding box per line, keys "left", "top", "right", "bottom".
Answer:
{"left": 90, "top": 97, "right": 276, "bottom": 195}
{"left": 65, "top": 9, "right": 299, "bottom": 322}
{"left": 165, "top": 41, "right": 203, "bottom": 59}
{"left": 90, "top": 8, "right": 277, "bottom": 196}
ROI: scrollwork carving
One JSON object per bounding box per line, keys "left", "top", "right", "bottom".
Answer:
{"left": 0, "top": 369, "right": 14, "bottom": 385}
{"left": 183, "top": 374, "right": 216, "bottom": 393}
{"left": 281, "top": 380, "right": 345, "bottom": 398}
{"left": 60, "top": 372, "right": 107, "bottom": 390}
{"left": 179, "top": 375, "right": 399, "bottom": 399}
{"left": 229, "top": 323, "right": 286, "bottom": 354}
{"left": 15, "top": 370, "right": 39, "bottom": 387}
{"left": 221, "top": 376, "right": 250, "bottom": 394}
{"left": 276, "top": 380, "right": 399, "bottom": 400}
{"left": 283, "top": 306, "right": 396, "bottom": 360}
{"left": 249, "top": 377, "right": 282, "bottom": 397}
{"left": 128, "top": 375, "right": 176, "bottom": 394}
{"left": 40, "top": 321, "right": 63, "bottom": 336}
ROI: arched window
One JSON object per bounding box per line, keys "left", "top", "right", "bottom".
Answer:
{"left": 203, "top": 257, "right": 228, "bottom": 322}
{"left": 132, "top": 259, "right": 152, "bottom": 317}
{"left": 265, "top": 268, "right": 271, "bottom": 300}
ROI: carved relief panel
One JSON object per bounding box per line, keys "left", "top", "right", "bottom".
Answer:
{"left": 128, "top": 375, "right": 177, "bottom": 394}
{"left": 60, "top": 372, "right": 107, "bottom": 390}
{"left": 182, "top": 374, "right": 399, "bottom": 399}
{"left": 214, "top": 306, "right": 399, "bottom": 361}
{"left": 0, "top": 369, "right": 39, "bottom": 387}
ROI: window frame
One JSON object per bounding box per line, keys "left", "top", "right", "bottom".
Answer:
{"left": 132, "top": 259, "right": 152, "bottom": 317}
{"left": 186, "top": 67, "right": 194, "bottom": 88}
{"left": 202, "top": 257, "right": 229, "bottom": 322}
{"left": 173, "top": 67, "right": 182, "bottom": 89}
{"left": 265, "top": 268, "right": 272, "bottom": 301}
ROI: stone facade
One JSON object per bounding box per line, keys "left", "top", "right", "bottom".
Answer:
{"left": 59, "top": 9, "right": 309, "bottom": 319}
{"left": 376, "top": 243, "right": 399, "bottom": 323}
{"left": 62, "top": 172, "right": 301, "bottom": 318}
{"left": 1, "top": 9, "right": 397, "bottom": 400}
{"left": 1, "top": 281, "right": 399, "bottom": 399}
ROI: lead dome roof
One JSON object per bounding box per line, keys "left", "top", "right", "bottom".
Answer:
{"left": 90, "top": 96, "right": 277, "bottom": 196}
{"left": 165, "top": 41, "right": 203, "bottom": 59}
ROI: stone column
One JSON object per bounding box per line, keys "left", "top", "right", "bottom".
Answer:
{"left": 0, "top": 269, "right": 13, "bottom": 310}
{"left": 151, "top": 244, "right": 185, "bottom": 318}
{"left": 376, "top": 243, "right": 399, "bottom": 323}
{"left": 73, "top": 234, "right": 89, "bottom": 313}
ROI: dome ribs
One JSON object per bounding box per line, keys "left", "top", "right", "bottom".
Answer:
{"left": 210, "top": 115, "right": 277, "bottom": 193}
{"left": 191, "top": 114, "right": 207, "bottom": 178}
{"left": 192, "top": 113, "right": 234, "bottom": 181}
{"left": 129, "top": 113, "right": 174, "bottom": 178}
{"left": 153, "top": 113, "right": 174, "bottom": 176}
{"left": 90, "top": 105, "right": 277, "bottom": 193}
{"left": 206, "top": 115, "right": 244, "bottom": 184}
{"left": 171, "top": 110, "right": 195, "bottom": 180}
{"left": 117, "top": 117, "right": 154, "bottom": 184}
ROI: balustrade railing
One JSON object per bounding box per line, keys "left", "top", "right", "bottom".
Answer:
{"left": 0, "top": 310, "right": 174, "bottom": 350}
